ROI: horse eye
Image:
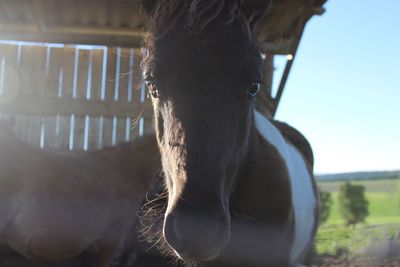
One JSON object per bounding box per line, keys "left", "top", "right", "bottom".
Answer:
{"left": 247, "top": 82, "right": 261, "bottom": 98}
{"left": 145, "top": 81, "right": 160, "bottom": 98}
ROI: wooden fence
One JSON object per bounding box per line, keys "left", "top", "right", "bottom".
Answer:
{"left": 0, "top": 41, "right": 153, "bottom": 151}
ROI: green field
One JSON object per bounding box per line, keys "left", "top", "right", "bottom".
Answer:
{"left": 318, "top": 178, "right": 400, "bottom": 225}
{"left": 316, "top": 178, "right": 400, "bottom": 257}
{"left": 316, "top": 224, "right": 400, "bottom": 257}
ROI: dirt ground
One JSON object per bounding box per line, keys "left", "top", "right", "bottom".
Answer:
{"left": 2, "top": 247, "right": 399, "bottom": 267}
{"left": 308, "top": 256, "right": 400, "bottom": 267}
{"left": 0, "top": 247, "right": 177, "bottom": 267}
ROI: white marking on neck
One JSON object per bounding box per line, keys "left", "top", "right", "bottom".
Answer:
{"left": 253, "top": 111, "right": 316, "bottom": 265}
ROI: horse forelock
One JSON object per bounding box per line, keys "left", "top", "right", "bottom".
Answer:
{"left": 148, "top": 0, "right": 251, "bottom": 39}
{"left": 142, "top": 0, "right": 260, "bottom": 86}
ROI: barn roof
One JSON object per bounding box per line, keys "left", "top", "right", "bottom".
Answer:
{"left": 0, "top": 0, "right": 327, "bottom": 54}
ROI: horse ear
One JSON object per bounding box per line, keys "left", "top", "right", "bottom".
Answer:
{"left": 142, "top": 0, "right": 159, "bottom": 15}
{"left": 242, "top": 0, "right": 272, "bottom": 29}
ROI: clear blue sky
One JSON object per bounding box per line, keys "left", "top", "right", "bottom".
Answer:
{"left": 274, "top": 0, "right": 400, "bottom": 174}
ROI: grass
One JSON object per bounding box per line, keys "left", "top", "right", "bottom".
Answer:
{"left": 318, "top": 178, "right": 400, "bottom": 225}
{"left": 315, "top": 178, "right": 400, "bottom": 258}
{"left": 324, "top": 191, "right": 400, "bottom": 225}
{"left": 316, "top": 224, "right": 399, "bottom": 257}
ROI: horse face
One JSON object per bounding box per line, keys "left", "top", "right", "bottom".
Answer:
{"left": 143, "top": 0, "right": 267, "bottom": 261}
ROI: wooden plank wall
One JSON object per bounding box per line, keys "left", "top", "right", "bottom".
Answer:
{"left": 0, "top": 42, "right": 152, "bottom": 151}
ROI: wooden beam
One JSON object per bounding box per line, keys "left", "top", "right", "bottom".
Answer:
{"left": 272, "top": 17, "right": 307, "bottom": 117}
{"left": 256, "top": 53, "right": 274, "bottom": 118}
{"left": 0, "top": 23, "right": 39, "bottom": 32}
{"left": 260, "top": 38, "right": 295, "bottom": 55}
{"left": 313, "top": 7, "right": 326, "bottom": 15}
{"left": 31, "top": 0, "right": 48, "bottom": 31}
{"left": 0, "top": 23, "right": 147, "bottom": 37}
{"left": 46, "top": 26, "right": 147, "bottom": 38}
{"left": 0, "top": 31, "right": 143, "bottom": 47}
{"left": 0, "top": 95, "right": 153, "bottom": 118}
{"left": 0, "top": 24, "right": 146, "bottom": 47}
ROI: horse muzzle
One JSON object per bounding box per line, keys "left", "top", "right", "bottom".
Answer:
{"left": 163, "top": 206, "right": 231, "bottom": 261}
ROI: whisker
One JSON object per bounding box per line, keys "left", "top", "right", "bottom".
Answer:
{"left": 111, "top": 48, "right": 132, "bottom": 58}
{"left": 130, "top": 101, "right": 152, "bottom": 131}
{"left": 108, "top": 70, "right": 133, "bottom": 82}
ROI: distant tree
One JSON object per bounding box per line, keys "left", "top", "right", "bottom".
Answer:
{"left": 338, "top": 182, "right": 369, "bottom": 227}
{"left": 319, "top": 190, "right": 333, "bottom": 225}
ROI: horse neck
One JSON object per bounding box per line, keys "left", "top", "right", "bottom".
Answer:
{"left": 242, "top": 110, "right": 284, "bottom": 167}
{"left": 231, "top": 110, "right": 292, "bottom": 217}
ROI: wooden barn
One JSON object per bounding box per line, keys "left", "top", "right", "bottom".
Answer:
{"left": 0, "top": 0, "right": 326, "bottom": 151}
{"left": 0, "top": 0, "right": 327, "bottom": 266}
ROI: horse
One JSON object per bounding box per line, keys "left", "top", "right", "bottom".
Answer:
{"left": 0, "top": 121, "right": 161, "bottom": 267}
{"left": 139, "top": 0, "right": 319, "bottom": 266}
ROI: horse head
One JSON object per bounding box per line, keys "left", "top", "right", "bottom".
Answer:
{"left": 142, "top": 0, "right": 271, "bottom": 262}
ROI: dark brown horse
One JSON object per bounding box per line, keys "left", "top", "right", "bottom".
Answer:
{"left": 0, "top": 122, "right": 160, "bottom": 267}
{"left": 140, "top": 1, "right": 319, "bottom": 266}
